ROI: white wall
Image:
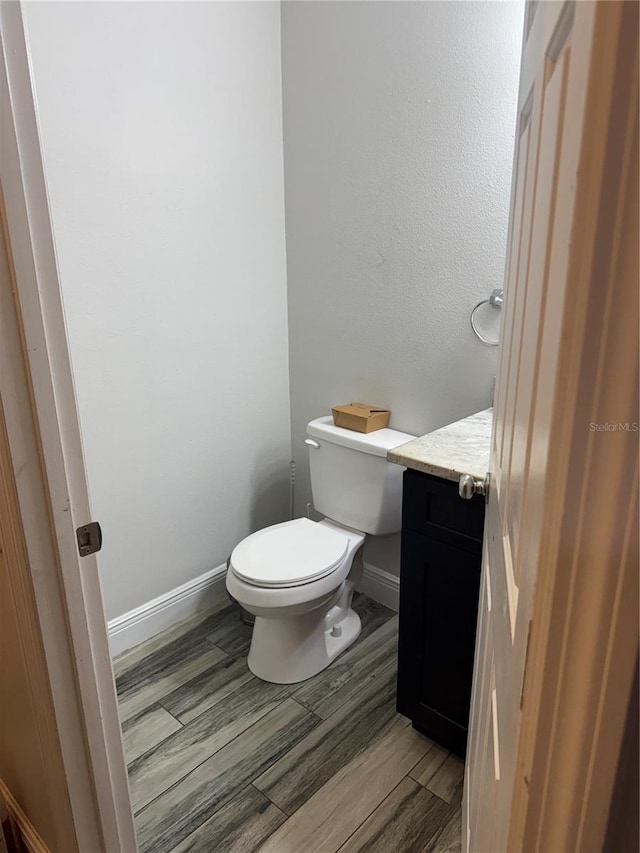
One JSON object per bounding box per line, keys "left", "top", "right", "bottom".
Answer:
{"left": 23, "top": 1, "right": 291, "bottom": 620}
{"left": 22, "top": 0, "right": 523, "bottom": 618}
{"left": 282, "top": 1, "right": 523, "bottom": 573}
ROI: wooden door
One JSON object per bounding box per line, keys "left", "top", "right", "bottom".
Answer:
{"left": 0, "top": 398, "right": 78, "bottom": 852}
{"left": 464, "top": 1, "right": 639, "bottom": 850}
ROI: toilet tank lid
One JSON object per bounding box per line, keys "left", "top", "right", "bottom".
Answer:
{"left": 307, "top": 416, "right": 415, "bottom": 458}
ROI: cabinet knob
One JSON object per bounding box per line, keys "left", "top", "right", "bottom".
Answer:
{"left": 459, "top": 472, "right": 490, "bottom": 501}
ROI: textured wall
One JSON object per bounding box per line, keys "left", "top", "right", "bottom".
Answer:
{"left": 23, "top": 1, "right": 291, "bottom": 620}
{"left": 22, "top": 0, "right": 523, "bottom": 617}
{"left": 282, "top": 1, "right": 523, "bottom": 573}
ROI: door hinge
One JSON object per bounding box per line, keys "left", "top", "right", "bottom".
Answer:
{"left": 76, "top": 521, "right": 102, "bottom": 557}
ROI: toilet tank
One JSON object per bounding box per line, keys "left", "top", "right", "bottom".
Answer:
{"left": 306, "top": 416, "right": 415, "bottom": 535}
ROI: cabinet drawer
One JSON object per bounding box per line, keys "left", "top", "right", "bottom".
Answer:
{"left": 402, "top": 469, "right": 485, "bottom": 544}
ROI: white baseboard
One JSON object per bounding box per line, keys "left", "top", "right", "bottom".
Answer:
{"left": 107, "top": 563, "right": 228, "bottom": 657}
{"left": 359, "top": 563, "right": 400, "bottom": 612}
{"left": 108, "top": 559, "right": 397, "bottom": 658}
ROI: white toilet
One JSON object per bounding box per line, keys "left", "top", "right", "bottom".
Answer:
{"left": 226, "top": 415, "right": 415, "bottom": 684}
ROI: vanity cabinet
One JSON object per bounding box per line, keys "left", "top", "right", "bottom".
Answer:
{"left": 396, "top": 468, "right": 484, "bottom": 757}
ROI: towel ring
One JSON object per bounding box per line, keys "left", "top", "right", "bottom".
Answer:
{"left": 470, "top": 289, "right": 503, "bottom": 346}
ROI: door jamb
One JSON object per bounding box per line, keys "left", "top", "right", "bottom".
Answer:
{"left": 0, "top": 5, "right": 136, "bottom": 850}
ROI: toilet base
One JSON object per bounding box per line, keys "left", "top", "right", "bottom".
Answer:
{"left": 247, "top": 605, "right": 362, "bottom": 684}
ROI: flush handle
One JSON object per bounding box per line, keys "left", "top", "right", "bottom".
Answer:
{"left": 304, "top": 438, "right": 321, "bottom": 450}
{"left": 459, "top": 472, "right": 490, "bottom": 501}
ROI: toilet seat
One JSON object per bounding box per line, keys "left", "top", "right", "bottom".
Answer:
{"left": 230, "top": 518, "right": 349, "bottom": 588}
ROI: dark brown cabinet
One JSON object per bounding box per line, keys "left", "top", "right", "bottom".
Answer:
{"left": 396, "top": 469, "right": 484, "bottom": 757}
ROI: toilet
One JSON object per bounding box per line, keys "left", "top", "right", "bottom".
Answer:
{"left": 226, "top": 416, "right": 415, "bottom": 684}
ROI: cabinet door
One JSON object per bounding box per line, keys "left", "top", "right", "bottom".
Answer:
{"left": 403, "top": 469, "right": 485, "bottom": 545}
{"left": 397, "top": 529, "right": 481, "bottom": 756}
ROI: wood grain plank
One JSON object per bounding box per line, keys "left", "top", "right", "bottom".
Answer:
{"left": 129, "top": 678, "right": 295, "bottom": 813}
{"left": 337, "top": 777, "right": 453, "bottom": 853}
{"left": 205, "top": 605, "right": 254, "bottom": 658}
{"left": 135, "top": 698, "right": 317, "bottom": 853}
{"left": 160, "top": 653, "right": 254, "bottom": 724}
{"left": 121, "top": 704, "right": 182, "bottom": 765}
{"left": 426, "top": 755, "right": 465, "bottom": 806}
{"left": 168, "top": 785, "right": 286, "bottom": 853}
{"left": 350, "top": 593, "right": 396, "bottom": 642}
{"left": 117, "top": 642, "right": 226, "bottom": 724}
{"left": 256, "top": 715, "right": 431, "bottom": 853}
{"left": 254, "top": 658, "right": 398, "bottom": 814}
{"left": 409, "top": 742, "right": 449, "bottom": 788}
{"left": 430, "top": 806, "right": 462, "bottom": 852}
{"left": 112, "top": 602, "right": 228, "bottom": 678}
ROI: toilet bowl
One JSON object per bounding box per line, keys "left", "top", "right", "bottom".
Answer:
{"left": 226, "top": 416, "right": 415, "bottom": 684}
{"left": 226, "top": 518, "right": 365, "bottom": 684}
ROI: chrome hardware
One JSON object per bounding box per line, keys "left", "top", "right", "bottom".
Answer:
{"left": 489, "top": 288, "right": 504, "bottom": 308}
{"left": 76, "top": 521, "right": 102, "bottom": 556}
{"left": 459, "top": 472, "right": 491, "bottom": 501}
{"left": 304, "top": 438, "right": 321, "bottom": 449}
{"left": 471, "top": 288, "right": 503, "bottom": 346}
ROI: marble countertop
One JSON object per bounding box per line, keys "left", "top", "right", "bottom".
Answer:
{"left": 387, "top": 408, "right": 493, "bottom": 482}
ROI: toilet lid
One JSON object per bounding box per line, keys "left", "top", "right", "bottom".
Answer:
{"left": 230, "top": 518, "right": 349, "bottom": 588}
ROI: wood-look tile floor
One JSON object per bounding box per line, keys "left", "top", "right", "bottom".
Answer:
{"left": 115, "top": 594, "right": 463, "bottom": 853}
